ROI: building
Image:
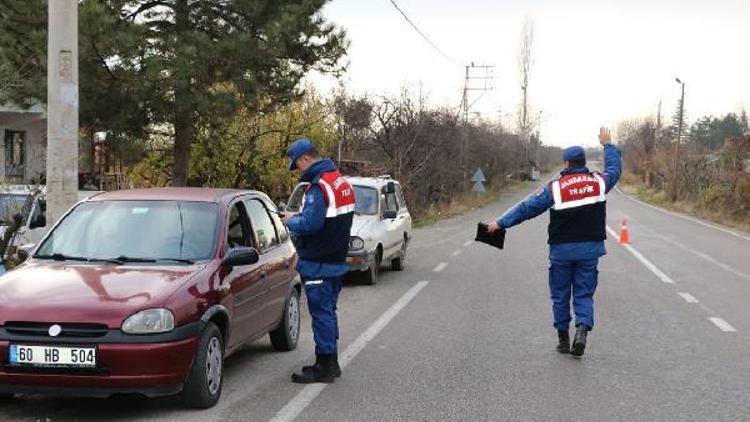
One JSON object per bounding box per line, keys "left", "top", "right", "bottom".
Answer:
{"left": 0, "top": 103, "right": 46, "bottom": 184}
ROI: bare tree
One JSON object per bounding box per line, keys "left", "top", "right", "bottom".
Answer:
{"left": 516, "top": 18, "right": 536, "bottom": 172}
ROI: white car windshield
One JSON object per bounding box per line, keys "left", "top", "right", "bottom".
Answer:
{"left": 35, "top": 200, "right": 219, "bottom": 262}
{"left": 353, "top": 186, "right": 378, "bottom": 215}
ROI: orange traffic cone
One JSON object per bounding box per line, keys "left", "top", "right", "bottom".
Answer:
{"left": 619, "top": 218, "right": 631, "bottom": 244}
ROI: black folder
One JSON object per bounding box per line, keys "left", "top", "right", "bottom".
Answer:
{"left": 475, "top": 222, "right": 506, "bottom": 249}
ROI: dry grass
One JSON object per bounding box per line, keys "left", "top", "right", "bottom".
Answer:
{"left": 414, "top": 181, "right": 530, "bottom": 228}
{"left": 620, "top": 176, "right": 750, "bottom": 234}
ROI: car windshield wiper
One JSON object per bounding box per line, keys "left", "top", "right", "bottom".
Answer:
{"left": 156, "top": 258, "right": 195, "bottom": 264}
{"left": 98, "top": 256, "right": 158, "bottom": 265}
{"left": 35, "top": 253, "right": 90, "bottom": 262}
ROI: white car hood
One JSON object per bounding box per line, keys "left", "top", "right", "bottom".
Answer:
{"left": 351, "top": 215, "right": 379, "bottom": 237}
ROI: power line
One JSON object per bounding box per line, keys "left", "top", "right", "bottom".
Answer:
{"left": 388, "top": 0, "right": 461, "bottom": 67}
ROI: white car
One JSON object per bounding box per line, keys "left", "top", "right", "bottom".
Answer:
{"left": 287, "top": 176, "right": 412, "bottom": 284}
{"left": 0, "top": 186, "right": 101, "bottom": 256}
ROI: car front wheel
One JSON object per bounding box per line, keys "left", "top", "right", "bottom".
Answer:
{"left": 391, "top": 238, "right": 407, "bottom": 271}
{"left": 270, "top": 287, "right": 301, "bottom": 351}
{"left": 182, "top": 322, "right": 224, "bottom": 409}
{"left": 361, "top": 249, "right": 381, "bottom": 285}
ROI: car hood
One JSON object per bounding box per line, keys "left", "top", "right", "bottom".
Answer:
{"left": 351, "top": 215, "right": 379, "bottom": 237}
{"left": 0, "top": 261, "right": 207, "bottom": 328}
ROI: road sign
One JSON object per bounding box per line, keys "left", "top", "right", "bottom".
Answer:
{"left": 472, "top": 168, "right": 486, "bottom": 193}
{"left": 471, "top": 168, "right": 486, "bottom": 183}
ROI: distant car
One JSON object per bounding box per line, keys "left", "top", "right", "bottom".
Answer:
{"left": 288, "top": 176, "right": 412, "bottom": 284}
{"left": 0, "top": 186, "right": 101, "bottom": 256}
{"left": 0, "top": 188, "right": 301, "bottom": 408}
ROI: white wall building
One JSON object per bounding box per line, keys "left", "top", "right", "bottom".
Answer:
{"left": 0, "top": 103, "right": 46, "bottom": 184}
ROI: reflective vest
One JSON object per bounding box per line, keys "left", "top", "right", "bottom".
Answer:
{"left": 547, "top": 172, "right": 607, "bottom": 245}
{"left": 297, "top": 169, "right": 355, "bottom": 263}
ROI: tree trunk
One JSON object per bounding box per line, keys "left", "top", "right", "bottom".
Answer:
{"left": 171, "top": 0, "right": 191, "bottom": 187}
{"left": 172, "top": 99, "right": 192, "bottom": 186}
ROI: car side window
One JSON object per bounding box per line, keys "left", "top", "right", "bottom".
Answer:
{"left": 227, "top": 202, "right": 252, "bottom": 249}
{"left": 384, "top": 189, "right": 399, "bottom": 213}
{"left": 29, "top": 198, "right": 47, "bottom": 229}
{"left": 245, "top": 199, "right": 280, "bottom": 253}
{"left": 267, "top": 201, "right": 289, "bottom": 243}
{"left": 395, "top": 184, "right": 407, "bottom": 211}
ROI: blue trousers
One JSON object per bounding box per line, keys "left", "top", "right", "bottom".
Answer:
{"left": 303, "top": 276, "right": 342, "bottom": 355}
{"left": 548, "top": 258, "right": 599, "bottom": 331}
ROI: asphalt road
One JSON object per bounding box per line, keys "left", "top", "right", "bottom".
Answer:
{"left": 2, "top": 182, "right": 749, "bottom": 422}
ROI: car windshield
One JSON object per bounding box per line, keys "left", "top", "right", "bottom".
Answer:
{"left": 0, "top": 193, "right": 31, "bottom": 225}
{"left": 35, "top": 200, "right": 219, "bottom": 262}
{"left": 353, "top": 186, "right": 378, "bottom": 215}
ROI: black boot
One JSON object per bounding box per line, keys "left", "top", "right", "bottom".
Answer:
{"left": 556, "top": 330, "right": 570, "bottom": 354}
{"left": 292, "top": 354, "right": 337, "bottom": 384}
{"left": 302, "top": 354, "right": 342, "bottom": 377}
{"left": 571, "top": 325, "right": 590, "bottom": 357}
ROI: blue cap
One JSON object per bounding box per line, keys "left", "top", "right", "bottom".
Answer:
{"left": 287, "top": 138, "right": 316, "bottom": 170}
{"left": 563, "top": 146, "right": 586, "bottom": 163}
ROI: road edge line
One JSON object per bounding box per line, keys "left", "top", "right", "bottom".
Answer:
{"left": 614, "top": 186, "right": 750, "bottom": 241}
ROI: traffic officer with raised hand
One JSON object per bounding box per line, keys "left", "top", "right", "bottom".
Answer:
{"left": 488, "top": 128, "right": 621, "bottom": 357}
{"left": 283, "top": 138, "right": 355, "bottom": 383}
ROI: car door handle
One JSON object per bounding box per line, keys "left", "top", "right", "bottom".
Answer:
{"left": 260, "top": 272, "right": 268, "bottom": 279}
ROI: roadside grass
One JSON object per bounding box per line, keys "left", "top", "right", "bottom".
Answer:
{"left": 619, "top": 175, "right": 750, "bottom": 234}
{"left": 414, "top": 181, "right": 531, "bottom": 228}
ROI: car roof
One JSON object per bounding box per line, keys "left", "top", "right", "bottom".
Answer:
{"left": 345, "top": 176, "right": 399, "bottom": 188}
{"left": 87, "top": 188, "right": 264, "bottom": 203}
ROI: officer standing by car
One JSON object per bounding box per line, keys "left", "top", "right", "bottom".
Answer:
{"left": 488, "top": 127, "right": 621, "bottom": 357}
{"left": 283, "top": 138, "right": 355, "bottom": 383}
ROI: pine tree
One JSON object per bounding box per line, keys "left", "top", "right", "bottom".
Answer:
{"left": 0, "top": 0, "right": 348, "bottom": 186}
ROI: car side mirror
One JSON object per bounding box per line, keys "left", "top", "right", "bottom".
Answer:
{"left": 382, "top": 210, "right": 398, "bottom": 220}
{"left": 223, "top": 247, "right": 260, "bottom": 268}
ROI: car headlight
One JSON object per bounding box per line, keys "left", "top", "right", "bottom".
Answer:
{"left": 122, "top": 308, "right": 175, "bottom": 334}
{"left": 349, "top": 236, "right": 365, "bottom": 251}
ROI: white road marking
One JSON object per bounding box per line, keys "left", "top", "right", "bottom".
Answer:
{"left": 615, "top": 187, "right": 750, "bottom": 241}
{"left": 450, "top": 249, "right": 462, "bottom": 257}
{"left": 463, "top": 240, "right": 473, "bottom": 247}
{"left": 649, "top": 233, "right": 750, "bottom": 281}
{"left": 708, "top": 317, "right": 737, "bottom": 333}
{"left": 433, "top": 262, "right": 448, "bottom": 272}
{"left": 606, "top": 226, "right": 675, "bottom": 284}
{"left": 269, "top": 280, "right": 431, "bottom": 422}
{"left": 677, "top": 292, "right": 699, "bottom": 304}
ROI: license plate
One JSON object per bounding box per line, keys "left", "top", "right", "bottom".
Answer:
{"left": 9, "top": 344, "right": 96, "bottom": 367}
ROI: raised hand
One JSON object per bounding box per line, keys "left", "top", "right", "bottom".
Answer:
{"left": 599, "top": 127, "right": 612, "bottom": 146}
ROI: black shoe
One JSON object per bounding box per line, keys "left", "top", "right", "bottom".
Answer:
{"left": 302, "top": 354, "right": 342, "bottom": 378}
{"left": 571, "top": 325, "right": 590, "bottom": 357}
{"left": 292, "top": 354, "right": 337, "bottom": 384}
{"left": 556, "top": 330, "right": 570, "bottom": 354}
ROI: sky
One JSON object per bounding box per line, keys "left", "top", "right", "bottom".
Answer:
{"left": 307, "top": 0, "right": 750, "bottom": 147}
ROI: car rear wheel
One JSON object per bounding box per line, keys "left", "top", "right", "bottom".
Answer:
{"left": 182, "top": 322, "right": 223, "bottom": 409}
{"left": 270, "top": 287, "right": 301, "bottom": 351}
{"left": 361, "top": 249, "right": 381, "bottom": 285}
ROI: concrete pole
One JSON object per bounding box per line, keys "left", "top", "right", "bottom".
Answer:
{"left": 46, "top": 0, "right": 79, "bottom": 225}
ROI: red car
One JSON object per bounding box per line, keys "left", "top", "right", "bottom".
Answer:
{"left": 0, "top": 188, "right": 301, "bottom": 408}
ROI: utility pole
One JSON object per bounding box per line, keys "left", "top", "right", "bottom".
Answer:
{"left": 461, "top": 63, "right": 494, "bottom": 186}
{"left": 672, "top": 77, "right": 685, "bottom": 201}
{"left": 46, "top": 0, "right": 79, "bottom": 225}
